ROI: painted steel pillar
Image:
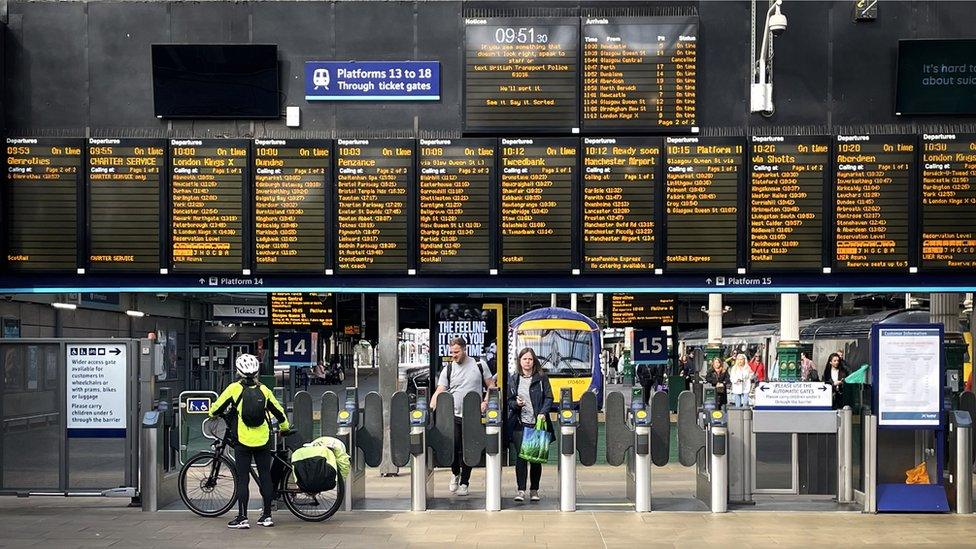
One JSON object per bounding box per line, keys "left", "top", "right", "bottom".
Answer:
{"left": 932, "top": 293, "right": 966, "bottom": 401}
{"left": 378, "top": 293, "right": 399, "bottom": 475}
{"left": 777, "top": 293, "right": 800, "bottom": 381}
{"left": 705, "top": 294, "right": 723, "bottom": 362}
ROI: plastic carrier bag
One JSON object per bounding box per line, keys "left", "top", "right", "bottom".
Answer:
{"left": 906, "top": 461, "right": 930, "bottom": 484}
{"left": 844, "top": 364, "right": 870, "bottom": 384}
{"left": 518, "top": 417, "right": 552, "bottom": 465}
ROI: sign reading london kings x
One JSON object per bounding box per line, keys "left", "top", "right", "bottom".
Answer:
{"left": 305, "top": 61, "right": 441, "bottom": 101}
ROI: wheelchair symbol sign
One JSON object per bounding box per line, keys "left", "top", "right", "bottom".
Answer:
{"left": 187, "top": 398, "right": 211, "bottom": 414}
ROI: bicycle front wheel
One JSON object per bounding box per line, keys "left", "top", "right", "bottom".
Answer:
{"left": 179, "top": 452, "right": 238, "bottom": 517}
{"left": 283, "top": 474, "right": 344, "bottom": 522}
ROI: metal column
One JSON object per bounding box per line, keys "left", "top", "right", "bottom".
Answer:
{"left": 956, "top": 421, "right": 972, "bottom": 514}
{"left": 486, "top": 424, "right": 502, "bottom": 511}
{"left": 634, "top": 425, "right": 651, "bottom": 512}
{"left": 863, "top": 413, "right": 877, "bottom": 513}
{"left": 711, "top": 425, "right": 728, "bottom": 513}
{"left": 560, "top": 424, "right": 577, "bottom": 512}
{"left": 838, "top": 407, "right": 854, "bottom": 503}
{"left": 377, "top": 294, "right": 398, "bottom": 475}
{"left": 410, "top": 425, "right": 430, "bottom": 512}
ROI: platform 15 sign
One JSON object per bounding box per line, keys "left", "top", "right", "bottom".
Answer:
{"left": 632, "top": 328, "right": 669, "bottom": 364}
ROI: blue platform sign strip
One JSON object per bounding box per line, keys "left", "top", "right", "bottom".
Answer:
{"left": 632, "top": 329, "right": 669, "bottom": 364}
{"left": 305, "top": 61, "right": 441, "bottom": 101}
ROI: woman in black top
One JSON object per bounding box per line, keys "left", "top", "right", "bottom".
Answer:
{"left": 704, "top": 357, "right": 731, "bottom": 408}
{"left": 822, "top": 353, "right": 848, "bottom": 408}
{"left": 506, "top": 347, "right": 554, "bottom": 503}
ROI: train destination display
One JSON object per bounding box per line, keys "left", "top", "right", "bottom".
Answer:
{"left": 253, "top": 139, "right": 330, "bottom": 272}
{"left": 335, "top": 139, "right": 413, "bottom": 273}
{"left": 581, "top": 16, "right": 698, "bottom": 131}
{"left": 500, "top": 138, "right": 577, "bottom": 271}
{"left": 418, "top": 139, "right": 494, "bottom": 272}
{"left": 834, "top": 135, "right": 914, "bottom": 270}
{"left": 269, "top": 292, "right": 335, "bottom": 329}
{"left": 920, "top": 133, "right": 976, "bottom": 269}
{"left": 582, "top": 137, "right": 659, "bottom": 272}
{"left": 88, "top": 138, "right": 164, "bottom": 272}
{"left": 464, "top": 17, "right": 579, "bottom": 132}
{"left": 749, "top": 136, "right": 828, "bottom": 271}
{"left": 609, "top": 294, "right": 675, "bottom": 328}
{"left": 5, "top": 137, "right": 83, "bottom": 271}
{"left": 664, "top": 136, "right": 742, "bottom": 271}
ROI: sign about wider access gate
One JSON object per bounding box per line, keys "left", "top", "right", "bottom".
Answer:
{"left": 753, "top": 382, "right": 832, "bottom": 410}
{"left": 67, "top": 344, "right": 128, "bottom": 437}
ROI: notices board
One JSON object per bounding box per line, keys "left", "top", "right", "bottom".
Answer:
{"left": 608, "top": 294, "right": 675, "bottom": 328}
{"left": 170, "top": 139, "right": 247, "bottom": 271}
{"left": 753, "top": 382, "right": 832, "bottom": 410}
{"left": 920, "top": 133, "right": 976, "bottom": 269}
{"left": 418, "top": 139, "right": 494, "bottom": 273}
{"left": 748, "top": 136, "right": 828, "bottom": 271}
{"left": 335, "top": 139, "right": 414, "bottom": 273}
{"left": 4, "top": 137, "right": 83, "bottom": 271}
{"left": 464, "top": 17, "right": 579, "bottom": 132}
{"left": 88, "top": 138, "right": 164, "bottom": 272}
{"left": 253, "top": 139, "right": 330, "bottom": 273}
{"left": 67, "top": 343, "right": 128, "bottom": 437}
{"left": 582, "top": 137, "right": 660, "bottom": 272}
{"left": 581, "top": 16, "right": 698, "bottom": 131}
{"left": 499, "top": 138, "right": 577, "bottom": 272}
{"left": 874, "top": 325, "right": 943, "bottom": 427}
{"left": 664, "top": 136, "right": 743, "bottom": 271}
{"left": 833, "top": 135, "right": 914, "bottom": 270}
{"left": 269, "top": 292, "right": 335, "bottom": 330}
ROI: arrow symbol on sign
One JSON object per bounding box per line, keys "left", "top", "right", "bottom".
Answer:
{"left": 110, "top": 348, "right": 122, "bottom": 356}
{"left": 199, "top": 278, "right": 206, "bottom": 284}
{"left": 759, "top": 384, "right": 769, "bottom": 392}
{"left": 818, "top": 384, "right": 828, "bottom": 391}
{"left": 706, "top": 278, "right": 713, "bottom": 285}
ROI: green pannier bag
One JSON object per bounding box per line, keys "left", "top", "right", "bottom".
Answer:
{"left": 309, "top": 436, "right": 351, "bottom": 480}
{"left": 291, "top": 444, "right": 338, "bottom": 493}
{"left": 518, "top": 416, "right": 551, "bottom": 465}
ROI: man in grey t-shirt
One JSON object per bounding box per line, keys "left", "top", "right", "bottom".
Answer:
{"left": 431, "top": 337, "right": 495, "bottom": 496}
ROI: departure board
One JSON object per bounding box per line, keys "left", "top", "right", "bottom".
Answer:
{"left": 335, "top": 139, "right": 413, "bottom": 273}
{"left": 582, "top": 137, "right": 659, "bottom": 272}
{"left": 608, "top": 294, "right": 675, "bottom": 328}
{"left": 170, "top": 139, "right": 247, "bottom": 272}
{"left": 748, "top": 136, "right": 828, "bottom": 271}
{"left": 87, "top": 138, "right": 164, "bottom": 272}
{"left": 253, "top": 139, "right": 330, "bottom": 273}
{"left": 920, "top": 134, "right": 976, "bottom": 269}
{"left": 833, "top": 135, "right": 914, "bottom": 270}
{"left": 464, "top": 17, "right": 579, "bottom": 132}
{"left": 4, "top": 137, "right": 83, "bottom": 271}
{"left": 418, "top": 138, "right": 494, "bottom": 273}
{"left": 499, "top": 138, "right": 577, "bottom": 272}
{"left": 581, "top": 16, "right": 698, "bottom": 131}
{"left": 664, "top": 137, "right": 743, "bottom": 271}
{"left": 269, "top": 293, "right": 335, "bottom": 330}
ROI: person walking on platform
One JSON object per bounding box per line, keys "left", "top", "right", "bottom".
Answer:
{"left": 209, "top": 353, "right": 290, "bottom": 529}
{"left": 431, "top": 337, "right": 495, "bottom": 496}
{"left": 800, "top": 351, "right": 819, "bottom": 382}
{"left": 729, "top": 354, "right": 754, "bottom": 407}
{"left": 822, "top": 353, "right": 848, "bottom": 409}
{"left": 704, "top": 357, "right": 730, "bottom": 408}
{"left": 507, "top": 347, "right": 553, "bottom": 503}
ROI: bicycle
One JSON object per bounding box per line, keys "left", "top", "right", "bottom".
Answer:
{"left": 178, "top": 416, "right": 344, "bottom": 522}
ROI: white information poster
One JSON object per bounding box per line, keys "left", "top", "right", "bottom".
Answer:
{"left": 66, "top": 343, "right": 128, "bottom": 435}
{"left": 877, "top": 327, "right": 942, "bottom": 427}
{"left": 754, "top": 382, "right": 832, "bottom": 409}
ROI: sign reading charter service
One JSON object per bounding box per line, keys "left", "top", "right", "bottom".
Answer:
{"left": 305, "top": 61, "right": 440, "bottom": 100}
{"left": 67, "top": 344, "right": 128, "bottom": 437}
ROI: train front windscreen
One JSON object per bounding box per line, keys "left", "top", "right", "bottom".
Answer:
{"left": 515, "top": 329, "right": 593, "bottom": 377}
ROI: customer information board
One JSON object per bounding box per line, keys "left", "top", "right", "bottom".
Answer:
{"left": 464, "top": 17, "right": 579, "bottom": 132}
{"left": 88, "top": 138, "right": 164, "bottom": 272}
{"left": 170, "top": 139, "right": 247, "bottom": 272}
{"left": 253, "top": 139, "right": 330, "bottom": 273}
{"left": 418, "top": 138, "right": 495, "bottom": 273}
{"left": 833, "top": 135, "right": 915, "bottom": 271}
{"left": 875, "top": 325, "right": 943, "bottom": 427}
{"left": 4, "top": 137, "right": 83, "bottom": 271}
{"left": 581, "top": 16, "right": 698, "bottom": 131}
{"left": 269, "top": 292, "right": 335, "bottom": 330}
{"left": 920, "top": 133, "right": 976, "bottom": 270}
{"left": 608, "top": 294, "right": 675, "bottom": 328}
{"left": 582, "top": 137, "right": 659, "bottom": 272}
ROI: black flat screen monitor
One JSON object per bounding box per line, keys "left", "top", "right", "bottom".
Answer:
{"left": 152, "top": 44, "right": 280, "bottom": 119}
{"left": 895, "top": 39, "right": 976, "bottom": 115}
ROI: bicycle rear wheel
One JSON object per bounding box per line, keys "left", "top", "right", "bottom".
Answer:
{"left": 283, "top": 474, "right": 344, "bottom": 522}
{"left": 179, "top": 452, "right": 238, "bottom": 517}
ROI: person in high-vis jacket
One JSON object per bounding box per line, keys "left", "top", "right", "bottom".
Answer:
{"left": 210, "top": 353, "right": 289, "bottom": 529}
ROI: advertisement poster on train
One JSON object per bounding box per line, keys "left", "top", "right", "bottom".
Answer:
{"left": 876, "top": 327, "right": 942, "bottom": 427}
{"left": 66, "top": 343, "right": 128, "bottom": 437}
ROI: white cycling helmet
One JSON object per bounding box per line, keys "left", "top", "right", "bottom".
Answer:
{"left": 235, "top": 353, "right": 260, "bottom": 378}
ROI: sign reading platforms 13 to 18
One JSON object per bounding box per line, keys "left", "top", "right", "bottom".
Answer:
{"left": 67, "top": 343, "right": 128, "bottom": 437}
{"left": 304, "top": 61, "right": 441, "bottom": 101}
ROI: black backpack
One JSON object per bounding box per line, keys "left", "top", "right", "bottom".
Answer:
{"left": 236, "top": 383, "right": 268, "bottom": 428}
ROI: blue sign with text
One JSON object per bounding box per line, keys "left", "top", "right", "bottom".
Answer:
{"left": 305, "top": 61, "right": 440, "bottom": 101}
{"left": 632, "top": 329, "right": 670, "bottom": 364}
{"left": 276, "top": 332, "right": 314, "bottom": 367}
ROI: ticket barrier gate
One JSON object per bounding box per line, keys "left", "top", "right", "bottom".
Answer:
{"left": 557, "top": 388, "right": 598, "bottom": 512}
{"left": 389, "top": 390, "right": 456, "bottom": 511}
{"left": 677, "top": 388, "right": 728, "bottom": 513}
{"left": 604, "top": 388, "right": 671, "bottom": 512}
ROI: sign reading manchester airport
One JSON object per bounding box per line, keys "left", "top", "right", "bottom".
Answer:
{"left": 418, "top": 138, "right": 494, "bottom": 272}
{"left": 170, "top": 139, "right": 247, "bottom": 271}
{"left": 582, "top": 137, "right": 659, "bottom": 272}
{"left": 834, "top": 135, "right": 914, "bottom": 270}
{"left": 581, "top": 16, "right": 698, "bottom": 131}
{"left": 87, "top": 138, "right": 164, "bottom": 272}
{"left": 269, "top": 292, "right": 335, "bottom": 330}
{"left": 253, "top": 139, "right": 330, "bottom": 272}
{"left": 920, "top": 133, "right": 976, "bottom": 269}
{"left": 499, "top": 138, "right": 577, "bottom": 272}
{"left": 609, "top": 294, "right": 675, "bottom": 328}
{"left": 664, "top": 136, "right": 742, "bottom": 271}
{"left": 464, "top": 17, "right": 579, "bottom": 132}
{"left": 748, "top": 136, "right": 828, "bottom": 271}
{"left": 335, "top": 139, "right": 413, "bottom": 273}
{"left": 304, "top": 61, "right": 440, "bottom": 101}
{"left": 5, "top": 137, "right": 83, "bottom": 271}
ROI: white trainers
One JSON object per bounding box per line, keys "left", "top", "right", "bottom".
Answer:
{"left": 456, "top": 484, "right": 469, "bottom": 496}
{"left": 530, "top": 490, "right": 541, "bottom": 502}
{"left": 513, "top": 490, "right": 525, "bottom": 502}
{"left": 449, "top": 475, "right": 460, "bottom": 493}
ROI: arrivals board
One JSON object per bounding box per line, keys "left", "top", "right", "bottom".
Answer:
{"left": 253, "top": 139, "right": 330, "bottom": 273}
{"left": 581, "top": 16, "right": 698, "bottom": 131}
{"left": 582, "top": 137, "right": 659, "bottom": 272}
{"left": 833, "top": 135, "right": 914, "bottom": 270}
{"left": 920, "top": 133, "right": 976, "bottom": 269}
{"left": 464, "top": 17, "right": 579, "bottom": 132}
{"left": 499, "top": 138, "right": 577, "bottom": 272}
{"left": 664, "top": 137, "right": 743, "bottom": 271}
{"left": 170, "top": 139, "right": 247, "bottom": 272}
{"left": 418, "top": 138, "right": 494, "bottom": 273}
{"left": 87, "top": 138, "right": 164, "bottom": 272}
{"left": 269, "top": 292, "right": 335, "bottom": 330}
{"left": 4, "top": 137, "right": 83, "bottom": 271}
{"left": 335, "top": 139, "right": 413, "bottom": 273}
{"left": 748, "top": 136, "right": 829, "bottom": 271}
{"left": 609, "top": 294, "right": 675, "bottom": 328}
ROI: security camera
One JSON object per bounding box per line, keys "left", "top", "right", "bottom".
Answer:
{"left": 769, "top": 5, "right": 788, "bottom": 36}
{"left": 155, "top": 293, "right": 168, "bottom": 303}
